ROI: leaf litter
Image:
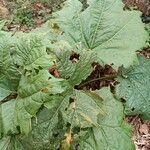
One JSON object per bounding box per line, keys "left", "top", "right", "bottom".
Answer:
{"left": 126, "top": 117, "right": 150, "bottom": 150}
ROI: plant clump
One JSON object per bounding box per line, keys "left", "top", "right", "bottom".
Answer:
{"left": 0, "top": 0, "right": 149, "bottom": 149}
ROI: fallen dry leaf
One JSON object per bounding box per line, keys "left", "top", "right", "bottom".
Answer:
{"left": 139, "top": 124, "right": 149, "bottom": 135}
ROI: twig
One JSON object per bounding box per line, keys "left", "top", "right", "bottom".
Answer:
{"left": 78, "top": 74, "right": 117, "bottom": 88}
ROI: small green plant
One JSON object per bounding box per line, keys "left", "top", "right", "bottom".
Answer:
{"left": 13, "top": 7, "right": 34, "bottom": 27}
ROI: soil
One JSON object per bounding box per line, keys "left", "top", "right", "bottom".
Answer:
{"left": 75, "top": 63, "right": 118, "bottom": 91}
{"left": 139, "top": 47, "right": 150, "bottom": 58}
{"left": 126, "top": 117, "right": 150, "bottom": 150}
{"left": 124, "top": 0, "right": 150, "bottom": 23}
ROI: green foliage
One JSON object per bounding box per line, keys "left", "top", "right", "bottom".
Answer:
{"left": 54, "top": 0, "right": 148, "bottom": 68}
{"left": 0, "top": 31, "right": 135, "bottom": 149}
{"left": 13, "top": 7, "right": 34, "bottom": 27}
{"left": 116, "top": 56, "right": 150, "bottom": 120}
{"left": 0, "top": 36, "right": 21, "bottom": 101}
{"left": 0, "top": 0, "right": 149, "bottom": 149}
{"left": 79, "top": 89, "right": 135, "bottom": 150}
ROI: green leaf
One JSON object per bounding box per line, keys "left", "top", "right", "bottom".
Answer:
{"left": 0, "top": 33, "right": 56, "bottom": 101}
{"left": 0, "top": 136, "right": 25, "bottom": 150}
{"left": 17, "top": 88, "right": 135, "bottom": 150}
{"left": 16, "top": 89, "right": 103, "bottom": 149}
{"left": 31, "top": 20, "right": 62, "bottom": 43}
{"left": 0, "top": 2, "right": 140, "bottom": 148}
{"left": 54, "top": 0, "right": 148, "bottom": 67}
{"left": 18, "top": 93, "right": 72, "bottom": 150}
{"left": 0, "top": 37, "right": 21, "bottom": 101}
{"left": 14, "top": 36, "right": 54, "bottom": 71}
{"left": 0, "top": 137, "right": 12, "bottom": 150}
{"left": 16, "top": 70, "right": 68, "bottom": 135}
{"left": 116, "top": 56, "right": 150, "bottom": 120}
{"left": 79, "top": 88, "right": 135, "bottom": 150}
{"left": 63, "top": 90, "right": 104, "bottom": 128}
{"left": 44, "top": 89, "right": 102, "bottom": 132}
{"left": 0, "top": 100, "right": 18, "bottom": 136}
{"left": 57, "top": 50, "right": 96, "bottom": 86}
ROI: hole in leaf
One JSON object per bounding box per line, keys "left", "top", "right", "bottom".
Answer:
{"left": 16, "top": 126, "right": 21, "bottom": 133}
{"left": 69, "top": 97, "right": 75, "bottom": 104}
{"left": 46, "top": 48, "right": 52, "bottom": 55}
{"left": 70, "top": 52, "right": 80, "bottom": 63}
{"left": 15, "top": 64, "right": 20, "bottom": 69}
{"left": 72, "top": 127, "right": 80, "bottom": 133}
{"left": 49, "top": 66, "right": 60, "bottom": 78}
{"left": 66, "top": 76, "right": 70, "bottom": 80}
{"left": 75, "top": 144, "right": 80, "bottom": 150}
{"left": 34, "top": 68, "right": 39, "bottom": 74}
{"left": 110, "top": 81, "right": 118, "bottom": 94}
{"left": 48, "top": 77, "right": 52, "bottom": 80}
{"left": 131, "top": 107, "right": 135, "bottom": 111}
{"left": 38, "top": 66, "right": 43, "bottom": 70}
{"left": 53, "top": 133, "right": 59, "bottom": 138}
{"left": 66, "top": 122, "right": 71, "bottom": 128}
{"left": 120, "top": 98, "right": 126, "bottom": 103}
{"left": 10, "top": 47, "right": 16, "bottom": 56}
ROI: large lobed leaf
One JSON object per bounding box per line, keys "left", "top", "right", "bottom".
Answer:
{"left": 0, "top": 33, "right": 135, "bottom": 149}
{"left": 0, "top": 70, "right": 68, "bottom": 137}
{"left": 5, "top": 88, "right": 134, "bottom": 150}
{"left": 0, "top": 0, "right": 144, "bottom": 148}
{"left": 0, "top": 34, "right": 135, "bottom": 149}
{"left": 57, "top": 50, "right": 97, "bottom": 86}
{"left": 54, "top": 0, "right": 148, "bottom": 68}
{"left": 13, "top": 36, "right": 54, "bottom": 71}
{"left": 116, "top": 56, "right": 150, "bottom": 120}
{"left": 16, "top": 69, "right": 69, "bottom": 135}
{"left": 79, "top": 88, "right": 135, "bottom": 150}
{"left": 0, "top": 31, "right": 67, "bottom": 137}
{"left": 0, "top": 36, "right": 21, "bottom": 101}
{"left": 0, "top": 33, "right": 56, "bottom": 101}
{"left": 22, "top": 90, "right": 102, "bottom": 149}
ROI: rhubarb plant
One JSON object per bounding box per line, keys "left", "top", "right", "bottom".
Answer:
{"left": 0, "top": 0, "right": 149, "bottom": 150}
